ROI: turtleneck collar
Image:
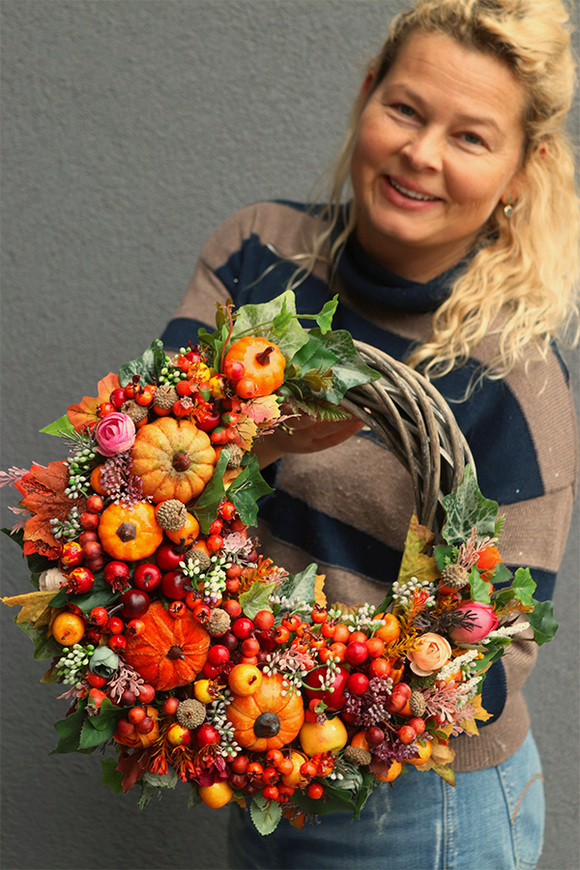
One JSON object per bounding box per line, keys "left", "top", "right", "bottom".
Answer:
{"left": 337, "top": 231, "right": 468, "bottom": 314}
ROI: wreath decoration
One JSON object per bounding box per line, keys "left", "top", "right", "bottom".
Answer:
{"left": 1, "top": 291, "right": 557, "bottom": 834}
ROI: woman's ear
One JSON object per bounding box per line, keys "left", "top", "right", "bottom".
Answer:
{"left": 360, "top": 71, "right": 376, "bottom": 101}
{"left": 502, "top": 167, "right": 528, "bottom": 208}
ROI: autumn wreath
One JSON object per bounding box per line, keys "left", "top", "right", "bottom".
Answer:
{"left": 1, "top": 292, "right": 557, "bottom": 835}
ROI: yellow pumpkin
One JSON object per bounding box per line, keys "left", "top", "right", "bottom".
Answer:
{"left": 130, "top": 417, "right": 216, "bottom": 504}
{"left": 226, "top": 673, "right": 305, "bottom": 752}
{"left": 97, "top": 501, "right": 163, "bottom": 560}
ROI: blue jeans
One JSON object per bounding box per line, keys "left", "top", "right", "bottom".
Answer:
{"left": 227, "top": 730, "right": 544, "bottom": 870}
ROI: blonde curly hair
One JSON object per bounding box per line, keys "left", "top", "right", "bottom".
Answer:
{"left": 298, "top": 0, "right": 579, "bottom": 380}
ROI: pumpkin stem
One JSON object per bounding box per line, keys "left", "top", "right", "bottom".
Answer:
{"left": 167, "top": 645, "right": 185, "bottom": 660}
{"left": 172, "top": 452, "right": 191, "bottom": 472}
{"left": 116, "top": 522, "right": 137, "bottom": 542}
{"left": 253, "top": 712, "right": 281, "bottom": 738}
{"left": 255, "top": 346, "right": 275, "bottom": 366}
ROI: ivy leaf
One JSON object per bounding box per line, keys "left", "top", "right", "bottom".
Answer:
{"left": 315, "top": 295, "right": 339, "bottom": 334}
{"left": 52, "top": 702, "right": 95, "bottom": 754}
{"left": 441, "top": 466, "right": 498, "bottom": 545}
{"left": 250, "top": 794, "right": 282, "bottom": 835}
{"left": 15, "top": 618, "right": 62, "bottom": 660}
{"left": 79, "top": 699, "right": 124, "bottom": 749}
{"left": 239, "top": 582, "right": 276, "bottom": 620}
{"left": 101, "top": 757, "right": 125, "bottom": 795}
{"left": 468, "top": 567, "right": 491, "bottom": 604}
{"left": 118, "top": 339, "right": 167, "bottom": 387}
{"left": 66, "top": 371, "right": 121, "bottom": 432}
{"left": 528, "top": 599, "right": 558, "bottom": 645}
{"left": 48, "top": 573, "right": 118, "bottom": 615}
{"left": 276, "top": 563, "right": 319, "bottom": 608}
{"left": 310, "top": 329, "right": 381, "bottom": 403}
{"left": 39, "top": 414, "right": 77, "bottom": 438}
{"left": 230, "top": 291, "right": 310, "bottom": 360}
{"left": 511, "top": 568, "right": 536, "bottom": 607}
{"left": 396, "top": 514, "right": 438, "bottom": 589}
{"left": 227, "top": 456, "right": 274, "bottom": 529}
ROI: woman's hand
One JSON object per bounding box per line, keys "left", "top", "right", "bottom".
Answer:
{"left": 252, "top": 413, "right": 365, "bottom": 468}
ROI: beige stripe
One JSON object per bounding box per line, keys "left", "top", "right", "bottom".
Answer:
{"left": 498, "top": 486, "right": 575, "bottom": 572}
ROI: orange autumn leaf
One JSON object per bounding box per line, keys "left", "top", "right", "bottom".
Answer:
{"left": 14, "top": 461, "right": 86, "bottom": 559}
{"left": 66, "top": 371, "right": 121, "bottom": 432}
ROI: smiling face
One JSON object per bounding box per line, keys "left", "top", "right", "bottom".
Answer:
{"left": 350, "top": 32, "right": 528, "bottom": 281}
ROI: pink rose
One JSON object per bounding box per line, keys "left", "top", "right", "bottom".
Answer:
{"left": 95, "top": 412, "right": 136, "bottom": 456}
{"left": 450, "top": 601, "right": 499, "bottom": 644}
{"left": 408, "top": 633, "right": 452, "bottom": 676}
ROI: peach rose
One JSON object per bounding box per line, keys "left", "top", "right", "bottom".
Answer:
{"left": 95, "top": 412, "right": 136, "bottom": 456}
{"left": 408, "top": 633, "right": 452, "bottom": 676}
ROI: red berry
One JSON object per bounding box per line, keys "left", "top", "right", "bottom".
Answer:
{"left": 155, "top": 542, "right": 183, "bottom": 572}
{"left": 89, "top": 606, "right": 109, "bottom": 626}
{"left": 126, "top": 618, "right": 145, "bottom": 637}
{"left": 232, "top": 617, "right": 254, "bottom": 639}
{"left": 162, "top": 697, "right": 180, "bottom": 716}
{"left": 116, "top": 717, "right": 135, "bottom": 737}
{"left": 365, "top": 726, "right": 385, "bottom": 746}
{"left": 120, "top": 589, "right": 150, "bottom": 619}
{"left": 108, "top": 634, "right": 127, "bottom": 651}
{"left": 103, "top": 560, "right": 131, "bottom": 591}
{"left": 398, "top": 724, "right": 417, "bottom": 745}
{"left": 253, "top": 610, "right": 275, "bottom": 631}
{"left": 307, "top": 782, "right": 324, "bottom": 800}
{"left": 345, "top": 641, "right": 368, "bottom": 665}
{"left": 408, "top": 717, "right": 426, "bottom": 736}
{"left": 346, "top": 672, "right": 369, "bottom": 695}
{"left": 196, "top": 723, "right": 220, "bottom": 747}
{"left": 106, "top": 615, "right": 124, "bottom": 635}
{"left": 97, "top": 402, "right": 116, "bottom": 418}
{"left": 87, "top": 672, "right": 107, "bottom": 688}
{"left": 67, "top": 567, "right": 95, "bottom": 595}
{"left": 168, "top": 600, "right": 187, "bottom": 617}
{"left": 137, "top": 684, "right": 156, "bottom": 704}
{"left": 193, "top": 602, "right": 212, "bottom": 625}
{"left": 80, "top": 511, "right": 100, "bottom": 531}
{"left": 128, "top": 706, "right": 146, "bottom": 724}
{"left": 132, "top": 562, "right": 162, "bottom": 592}
{"left": 262, "top": 785, "right": 279, "bottom": 802}
{"left": 206, "top": 533, "right": 224, "bottom": 552}
{"left": 231, "top": 754, "right": 249, "bottom": 774}
{"left": 208, "top": 519, "right": 223, "bottom": 536}
{"left": 60, "top": 541, "right": 84, "bottom": 568}
{"left": 161, "top": 570, "right": 189, "bottom": 600}
{"left": 109, "top": 388, "right": 127, "bottom": 410}
{"left": 207, "top": 645, "right": 230, "bottom": 666}
{"left": 136, "top": 716, "right": 155, "bottom": 734}
{"left": 221, "top": 599, "right": 242, "bottom": 619}
{"left": 218, "top": 501, "right": 237, "bottom": 521}
{"left": 86, "top": 494, "right": 104, "bottom": 514}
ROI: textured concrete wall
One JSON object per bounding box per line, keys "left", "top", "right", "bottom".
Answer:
{"left": 1, "top": 2, "right": 578, "bottom": 869}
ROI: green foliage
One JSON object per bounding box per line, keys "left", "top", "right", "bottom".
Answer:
{"left": 250, "top": 794, "right": 283, "bottom": 835}
{"left": 276, "top": 563, "right": 319, "bottom": 609}
{"left": 192, "top": 451, "right": 273, "bottom": 533}
{"left": 468, "top": 567, "right": 491, "bottom": 604}
{"left": 15, "top": 619, "right": 62, "bottom": 660}
{"left": 49, "top": 574, "right": 118, "bottom": 614}
{"left": 52, "top": 698, "right": 124, "bottom": 755}
{"left": 240, "top": 582, "right": 276, "bottom": 620}
{"left": 119, "top": 339, "right": 167, "bottom": 386}
{"left": 528, "top": 599, "right": 558, "bottom": 645}
{"left": 101, "top": 757, "right": 124, "bottom": 795}
{"left": 39, "top": 414, "right": 76, "bottom": 438}
{"left": 441, "top": 466, "right": 499, "bottom": 544}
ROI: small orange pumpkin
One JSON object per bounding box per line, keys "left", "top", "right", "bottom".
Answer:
{"left": 130, "top": 417, "right": 216, "bottom": 504}
{"left": 226, "top": 673, "right": 305, "bottom": 752}
{"left": 97, "top": 501, "right": 163, "bottom": 560}
{"left": 123, "top": 601, "right": 210, "bottom": 691}
{"left": 223, "top": 337, "right": 286, "bottom": 399}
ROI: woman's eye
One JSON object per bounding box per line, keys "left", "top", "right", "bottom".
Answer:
{"left": 395, "top": 103, "right": 416, "bottom": 118}
{"left": 461, "top": 132, "right": 484, "bottom": 146}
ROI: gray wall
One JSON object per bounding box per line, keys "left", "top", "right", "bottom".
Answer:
{"left": 1, "top": 2, "right": 578, "bottom": 869}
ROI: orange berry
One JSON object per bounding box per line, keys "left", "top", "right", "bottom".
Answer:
{"left": 165, "top": 511, "right": 200, "bottom": 547}
{"left": 375, "top": 613, "right": 401, "bottom": 645}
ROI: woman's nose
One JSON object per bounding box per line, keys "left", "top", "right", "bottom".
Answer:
{"left": 401, "top": 128, "right": 444, "bottom": 172}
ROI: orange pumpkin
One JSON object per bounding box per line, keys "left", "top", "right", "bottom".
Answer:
{"left": 223, "top": 337, "right": 286, "bottom": 399}
{"left": 123, "top": 601, "right": 210, "bottom": 691}
{"left": 226, "top": 673, "right": 305, "bottom": 752}
{"left": 130, "top": 418, "right": 216, "bottom": 504}
{"left": 97, "top": 501, "right": 163, "bottom": 560}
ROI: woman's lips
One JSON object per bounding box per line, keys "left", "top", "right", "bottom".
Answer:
{"left": 378, "top": 174, "right": 442, "bottom": 210}
{"left": 387, "top": 176, "right": 440, "bottom": 201}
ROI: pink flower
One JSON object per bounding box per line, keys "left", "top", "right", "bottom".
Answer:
{"left": 408, "top": 633, "right": 452, "bottom": 676}
{"left": 95, "top": 412, "right": 136, "bottom": 456}
{"left": 450, "top": 601, "right": 499, "bottom": 644}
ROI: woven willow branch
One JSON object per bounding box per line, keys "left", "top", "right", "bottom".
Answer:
{"left": 342, "top": 342, "right": 475, "bottom": 539}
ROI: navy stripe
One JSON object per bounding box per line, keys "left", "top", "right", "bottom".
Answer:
{"left": 160, "top": 317, "right": 210, "bottom": 351}
{"left": 259, "top": 489, "right": 403, "bottom": 584}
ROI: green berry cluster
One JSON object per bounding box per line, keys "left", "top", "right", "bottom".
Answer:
{"left": 55, "top": 643, "right": 95, "bottom": 686}
{"left": 49, "top": 506, "right": 82, "bottom": 541}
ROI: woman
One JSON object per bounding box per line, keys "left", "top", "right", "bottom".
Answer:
{"left": 162, "top": 1, "right": 578, "bottom": 867}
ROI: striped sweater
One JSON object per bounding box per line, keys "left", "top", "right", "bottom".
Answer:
{"left": 162, "top": 201, "right": 577, "bottom": 771}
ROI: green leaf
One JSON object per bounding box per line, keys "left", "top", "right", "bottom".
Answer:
{"left": 230, "top": 291, "right": 310, "bottom": 360}
{"left": 101, "top": 757, "right": 125, "bottom": 795}
{"left": 119, "top": 339, "right": 167, "bottom": 387}
{"left": 52, "top": 702, "right": 94, "bottom": 755}
{"left": 315, "top": 295, "right": 339, "bottom": 334}
{"left": 277, "top": 563, "right": 319, "bottom": 608}
{"left": 292, "top": 782, "right": 357, "bottom": 816}
{"left": 49, "top": 573, "right": 118, "bottom": 615}
{"left": 441, "top": 466, "right": 499, "bottom": 545}
{"left": 249, "top": 795, "right": 282, "bottom": 835}
{"left": 434, "top": 545, "right": 457, "bottom": 572}
{"left": 310, "top": 329, "right": 380, "bottom": 403}
{"left": 511, "top": 567, "right": 536, "bottom": 607}
{"left": 488, "top": 562, "right": 512, "bottom": 587}
{"left": 80, "top": 704, "right": 124, "bottom": 750}
{"left": 528, "top": 599, "right": 558, "bottom": 645}
{"left": 15, "top": 619, "right": 62, "bottom": 660}
{"left": 40, "top": 414, "right": 77, "bottom": 438}
{"left": 468, "top": 567, "right": 491, "bottom": 604}
{"left": 227, "top": 456, "right": 274, "bottom": 529}
{"left": 239, "top": 582, "right": 276, "bottom": 620}
{"left": 191, "top": 450, "right": 230, "bottom": 534}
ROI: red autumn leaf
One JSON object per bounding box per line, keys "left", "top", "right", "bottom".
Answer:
{"left": 117, "top": 748, "right": 154, "bottom": 793}
{"left": 14, "top": 461, "right": 86, "bottom": 559}
{"left": 66, "top": 372, "right": 121, "bottom": 432}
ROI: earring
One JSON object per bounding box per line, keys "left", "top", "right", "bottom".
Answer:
{"left": 503, "top": 197, "right": 514, "bottom": 217}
